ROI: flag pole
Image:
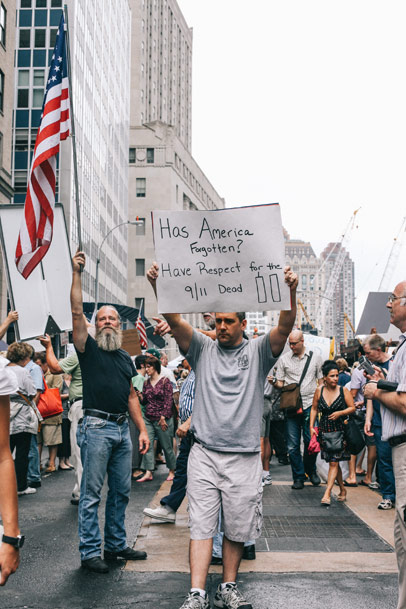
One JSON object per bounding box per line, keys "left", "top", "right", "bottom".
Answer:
{"left": 63, "top": 4, "right": 82, "bottom": 252}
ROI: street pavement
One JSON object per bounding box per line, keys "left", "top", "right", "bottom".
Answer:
{"left": 0, "top": 459, "right": 399, "bottom": 609}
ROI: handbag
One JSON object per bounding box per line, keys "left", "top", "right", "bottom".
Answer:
{"left": 344, "top": 416, "right": 365, "bottom": 455}
{"left": 308, "top": 430, "right": 321, "bottom": 454}
{"left": 37, "top": 377, "right": 63, "bottom": 419}
{"left": 279, "top": 351, "right": 313, "bottom": 416}
{"left": 322, "top": 430, "right": 344, "bottom": 453}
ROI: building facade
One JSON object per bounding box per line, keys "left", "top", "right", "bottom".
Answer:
{"left": 129, "top": 0, "right": 192, "bottom": 152}
{"left": 13, "top": 0, "right": 131, "bottom": 304}
{"left": 0, "top": 0, "right": 16, "bottom": 316}
{"left": 127, "top": 121, "right": 225, "bottom": 327}
{"left": 264, "top": 231, "right": 355, "bottom": 343}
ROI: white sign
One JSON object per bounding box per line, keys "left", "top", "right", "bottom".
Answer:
{"left": 0, "top": 204, "right": 73, "bottom": 340}
{"left": 152, "top": 204, "right": 290, "bottom": 314}
{"left": 303, "top": 333, "right": 332, "bottom": 361}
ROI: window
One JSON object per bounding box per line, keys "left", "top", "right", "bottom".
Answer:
{"left": 302, "top": 274, "right": 307, "bottom": 290}
{"left": 135, "top": 259, "right": 145, "bottom": 276}
{"left": 17, "top": 89, "right": 29, "bottom": 108}
{"left": 18, "top": 70, "right": 29, "bottom": 86}
{"left": 33, "top": 69, "right": 44, "bottom": 85}
{"left": 49, "top": 28, "right": 57, "bottom": 47}
{"left": 19, "top": 29, "right": 31, "bottom": 47}
{"left": 0, "top": 70, "right": 4, "bottom": 112}
{"left": 21, "top": 0, "right": 31, "bottom": 7}
{"left": 0, "top": 4, "right": 6, "bottom": 47}
{"left": 136, "top": 177, "right": 146, "bottom": 197}
{"left": 36, "top": 0, "right": 46, "bottom": 6}
{"left": 0, "top": 132, "right": 3, "bottom": 168}
{"left": 51, "top": 0, "right": 62, "bottom": 6}
{"left": 146, "top": 148, "right": 154, "bottom": 164}
{"left": 129, "top": 147, "right": 135, "bottom": 163}
{"left": 33, "top": 89, "right": 43, "bottom": 107}
{"left": 135, "top": 297, "right": 144, "bottom": 309}
{"left": 136, "top": 218, "right": 145, "bottom": 236}
{"left": 34, "top": 29, "right": 45, "bottom": 47}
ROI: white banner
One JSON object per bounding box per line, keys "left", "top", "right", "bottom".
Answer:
{"left": 152, "top": 204, "right": 291, "bottom": 314}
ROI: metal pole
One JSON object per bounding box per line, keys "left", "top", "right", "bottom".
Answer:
{"left": 94, "top": 220, "right": 143, "bottom": 312}
{"left": 63, "top": 4, "right": 82, "bottom": 251}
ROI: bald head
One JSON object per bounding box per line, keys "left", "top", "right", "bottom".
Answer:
{"left": 387, "top": 281, "right": 406, "bottom": 333}
{"left": 289, "top": 329, "right": 305, "bottom": 355}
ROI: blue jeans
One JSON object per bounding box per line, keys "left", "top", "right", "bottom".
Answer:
{"left": 373, "top": 424, "right": 396, "bottom": 502}
{"left": 161, "top": 434, "right": 191, "bottom": 512}
{"left": 284, "top": 408, "right": 316, "bottom": 481}
{"left": 212, "top": 511, "right": 254, "bottom": 558}
{"left": 77, "top": 416, "right": 132, "bottom": 560}
{"left": 27, "top": 434, "right": 41, "bottom": 484}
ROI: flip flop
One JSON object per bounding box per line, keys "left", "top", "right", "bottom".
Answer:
{"left": 343, "top": 480, "right": 358, "bottom": 487}
{"left": 359, "top": 480, "right": 370, "bottom": 487}
{"left": 356, "top": 470, "right": 367, "bottom": 476}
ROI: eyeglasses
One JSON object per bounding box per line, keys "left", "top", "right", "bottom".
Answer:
{"left": 289, "top": 340, "right": 303, "bottom": 346}
{"left": 388, "top": 295, "right": 406, "bottom": 303}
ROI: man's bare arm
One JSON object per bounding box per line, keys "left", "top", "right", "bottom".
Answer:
{"left": 364, "top": 385, "right": 406, "bottom": 417}
{"left": 70, "top": 251, "right": 88, "bottom": 353}
{"left": 0, "top": 312, "right": 18, "bottom": 342}
{"left": 269, "top": 267, "right": 298, "bottom": 356}
{"left": 38, "top": 334, "right": 63, "bottom": 374}
{"left": 147, "top": 262, "right": 193, "bottom": 354}
{"left": 128, "top": 384, "right": 150, "bottom": 455}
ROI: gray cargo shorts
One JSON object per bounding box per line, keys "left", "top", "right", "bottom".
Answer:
{"left": 187, "top": 442, "right": 263, "bottom": 542}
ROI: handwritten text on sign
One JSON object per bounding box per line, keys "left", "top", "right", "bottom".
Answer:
{"left": 152, "top": 204, "right": 291, "bottom": 314}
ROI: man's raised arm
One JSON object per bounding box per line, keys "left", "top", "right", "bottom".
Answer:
{"left": 70, "top": 251, "right": 88, "bottom": 353}
{"left": 0, "top": 311, "right": 18, "bottom": 342}
{"left": 38, "top": 334, "right": 63, "bottom": 374}
{"left": 270, "top": 266, "right": 298, "bottom": 357}
{"left": 147, "top": 262, "right": 193, "bottom": 354}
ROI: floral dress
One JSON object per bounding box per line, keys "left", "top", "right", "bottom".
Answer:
{"left": 318, "top": 386, "right": 351, "bottom": 463}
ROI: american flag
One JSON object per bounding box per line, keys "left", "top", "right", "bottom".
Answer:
{"left": 136, "top": 301, "right": 148, "bottom": 349}
{"left": 15, "top": 14, "right": 70, "bottom": 279}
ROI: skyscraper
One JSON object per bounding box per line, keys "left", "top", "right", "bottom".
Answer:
{"left": 13, "top": 0, "right": 131, "bottom": 304}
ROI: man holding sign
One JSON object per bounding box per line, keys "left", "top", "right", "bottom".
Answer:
{"left": 147, "top": 262, "right": 298, "bottom": 609}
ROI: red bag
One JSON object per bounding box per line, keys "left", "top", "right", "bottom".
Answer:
{"left": 308, "top": 430, "right": 321, "bottom": 454}
{"left": 37, "top": 377, "right": 63, "bottom": 419}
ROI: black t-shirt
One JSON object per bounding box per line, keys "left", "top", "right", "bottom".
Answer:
{"left": 76, "top": 335, "right": 136, "bottom": 414}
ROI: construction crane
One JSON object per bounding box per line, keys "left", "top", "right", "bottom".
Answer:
{"left": 314, "top": 208, "right": 360, "bottom": 332}
{"left": 378, "top": 217, "right": 406, "bottom": 292}
{"left": 297, "top": 299, "right": 315, "bottom": 330}
{"left": 343, "top": 312, "right": 355, "bottom": 345}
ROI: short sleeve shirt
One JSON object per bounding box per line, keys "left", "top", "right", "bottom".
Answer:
{"left": 275, "top": 349, "right": 323, "bottom": 409}
{"left": 350, "top": 367, "right": 366, "bottom": 407}
{"left": 25, "top": 360, "right": 44, "bottom": 392}
{"left": 76, "top": 335, "right": 136, "bottom": 414}
{"left": 184, "top": 330, "right": 277, "bottom": 453}
{"left": 59, "top": 353, "right": 82, "bottom": 401}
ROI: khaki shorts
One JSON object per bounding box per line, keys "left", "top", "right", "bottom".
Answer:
{"left": 187, "top": 442, "right": 263, "bottom": 542}
{"left": 261, "top": 398, "right": 272, "bottom": 437}
{"left": 38, "top": 423, "right": 62, "bottom": 446}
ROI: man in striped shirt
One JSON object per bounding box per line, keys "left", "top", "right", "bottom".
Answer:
{"left": 364, "top": 281, "right": 406, "bottom": 609}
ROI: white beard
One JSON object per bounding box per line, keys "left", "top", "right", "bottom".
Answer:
{"left": 95, "top": 328, "right": 123, "bottom": 351}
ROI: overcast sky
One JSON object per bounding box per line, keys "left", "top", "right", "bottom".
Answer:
{"left": 177, "top": 0, "right": 406, "bottom": 324}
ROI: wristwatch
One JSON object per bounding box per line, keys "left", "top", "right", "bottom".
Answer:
{"left": 2, "top": 534, "right": 25, "bottom": 549}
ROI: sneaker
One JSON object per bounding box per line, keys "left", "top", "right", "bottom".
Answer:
{"left": 291, "top": 479, "right": 304, "bottom": 490}
{"left": 179, "top": 591, "right": 210, "bottom": 609}
{"left": 309, "top": 473, "right": 321, "bottom": 486}
{"left": 378, "top": 499, "right": 394, "bottom": 510}
{"left": 27, "top": 480, "right": 41, "bottom": 488}
{"left": 369, "top": 481, "right": 380, "bottom": 490}
{"left": 262, "top": 473, "right": 272, "bottom": 486}
{"left": 17, "top": 487, "right": 36, "bottom": 496}
{"left": 104, "top": 547, "right": 147, "bottom": 561}
{"left": 214, "top": 583, "right": 252, "bottom": 609}
{"left": 143, "top": 504, "right": 176, "bottom": 523}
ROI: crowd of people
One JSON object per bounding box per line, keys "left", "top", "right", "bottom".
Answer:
{"left": 0, "top": 260, "right": 406, "bottom": 609}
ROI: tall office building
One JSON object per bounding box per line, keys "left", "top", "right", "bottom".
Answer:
{"left": 264, "top": 231, "right": 355, "bottom": 343}
{"left": 321, "top": 242, "right": 355, "bottom": 343}
{"left": 13, "top": 0, "right": 131, "bottom": 304}
{"left": 0, "top": 0, "right": 16, "bottom": 317}
{"left": 128, "top": 0, "right": 225, "bottom": 328}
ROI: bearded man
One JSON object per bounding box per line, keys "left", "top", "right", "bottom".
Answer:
{"left": 71, "top": 251, "right": 150, "bottom": 573}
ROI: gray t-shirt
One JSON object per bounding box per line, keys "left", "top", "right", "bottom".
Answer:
{"left": 184, "top": 330, "right": 277, "bottom": 453}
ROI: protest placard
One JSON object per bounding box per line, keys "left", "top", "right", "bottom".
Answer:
{"left": 152, "top": 203, "right": 291, "bottom": 314}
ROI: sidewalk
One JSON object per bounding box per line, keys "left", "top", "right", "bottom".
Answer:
{"left": 127, "top": 462, "right": 397, "bottom": 575}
